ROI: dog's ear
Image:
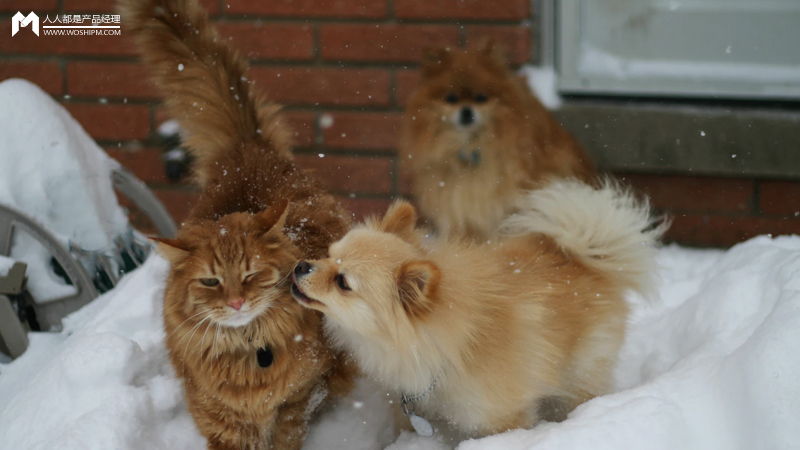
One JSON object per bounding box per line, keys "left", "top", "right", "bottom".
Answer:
{"left": 421, "top": 46, "right": 452, "bottom": 78}
{"left": 379, "top": 200, "right": 418, "bottom": 243}
{"left": 474, "top": 37, "right": 507, "bottom": 69}
{"left": 152, "top": 237, "right": 192, "bottom": 263}
{"left": 397, "top": 260, "right": 440, "bottom": 318}
{"left": 254, "top": 199, "right": 290, "bottom": 236}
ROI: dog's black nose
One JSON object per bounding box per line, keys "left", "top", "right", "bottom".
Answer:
{"left": 294, "top": 261, "right": 312, "bottom": 277}
{"left": 459, "top": 107, "right": 475, "bottom": 126}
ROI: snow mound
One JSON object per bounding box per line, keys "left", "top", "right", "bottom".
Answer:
{"left": 520, "top": 65, "right": 562, "bottom": 110}
{"left": 0, "top": 79, "right": 128, "bottom": 301}
{"left": 2, "top": 236, "right": 800, "bottom": 449}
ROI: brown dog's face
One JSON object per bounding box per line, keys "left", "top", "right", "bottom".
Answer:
{"left": 404, "top": 40, "right": 527, "bottom": 163}
{"left": 291, "top": 202, "right": 440, "bottom": 336}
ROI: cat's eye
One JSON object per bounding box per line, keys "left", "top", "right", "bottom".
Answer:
{"left": 475, "top": 93, "right": 488, "bottom": 103}
{"left": 243, "top": 273, "right": 257, "bottom": 284}
{"left": 334, "top": 274, "right": 351, "bottom": 291}
{"left": 200, "top": 278, "right": 220, "bottom": 287}
{"left": 444, "top": 93, "right": 458, "bottom": 104}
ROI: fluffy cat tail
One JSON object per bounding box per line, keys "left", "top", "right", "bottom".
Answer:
{"left": 500, "top": 179, "right": 669, "bottom": 293}
{"left": 120, "top": 0, "right": 290, "bottom": 185}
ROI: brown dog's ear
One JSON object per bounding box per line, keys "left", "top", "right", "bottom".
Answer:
{"left": 474, "top": 37, "right": 507, "bottom": 68}
{"left": 254, "top": 199, "right": 290, "bottom": 235}
{"left": 420, "top": 47, "right": 452, "bottom": 78}
{"left": 152, "top": 237, "right": 191, "bottom": 263}
{"left": 379, "top": 200, "right": 418, "bottom": 242}
{"left": 397, "top": 260, "right": 440, "bottom": 318}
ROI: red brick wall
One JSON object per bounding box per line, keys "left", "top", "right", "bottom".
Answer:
{"left": 2, "top": 0, "right": 799, "bottom": 247}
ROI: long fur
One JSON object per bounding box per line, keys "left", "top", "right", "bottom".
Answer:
{"left": 500, "top": 179, "right": 669, "bottom": 292}
{"left": 121, "top": 0, "right": 356, "bottom": 448}
{"left": 120, "top": 0, "right": 292, "bottom": 185}
{"left": 292, "top": 182, "right": 666, "bottom": 437}
{"left": 400, "top": 42, "right": 596, "bottom": 240}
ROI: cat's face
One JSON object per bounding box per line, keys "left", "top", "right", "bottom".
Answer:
{"left": 157, "top": 200, "right": 299, "bottom": 328}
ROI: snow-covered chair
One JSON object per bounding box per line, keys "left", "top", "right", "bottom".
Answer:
{"left": 0, "top": 79, "right": 176, "bottom": 359}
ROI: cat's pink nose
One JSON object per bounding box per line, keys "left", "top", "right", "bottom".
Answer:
{"left": 227, "top": 297, "right": 245, "bottom": 311}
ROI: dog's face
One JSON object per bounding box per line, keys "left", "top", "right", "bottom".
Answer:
{"left": 403, "top": 40, "right": 527, "bottom": 163}
{"left": 291, "top": 201, "right": 440, "bottom": 337}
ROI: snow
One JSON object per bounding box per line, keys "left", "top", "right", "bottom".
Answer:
{"left": 520, "top": 65, "right": 562, "bottom": 110}
{"left": 2, "top": 236, "right": 800, "bottom": 449}
{"left": 578, "top": 45, "right": 800, "bottom": 84}
{"left": 0, "top": 79, "right": 129, "bottom": 302}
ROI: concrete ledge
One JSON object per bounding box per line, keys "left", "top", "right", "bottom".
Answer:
{"left": 554, "top": 101, "right": 800, "bottom": 180}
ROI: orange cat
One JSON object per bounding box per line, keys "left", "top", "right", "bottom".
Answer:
{"left": 122, "top": 0, "right": 355, "bottom": 448}
{"left": 400, "top": 41, "right": 595, "bottom": 240}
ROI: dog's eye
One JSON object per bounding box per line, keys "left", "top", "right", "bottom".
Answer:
{"left": 200, "top": 278, "right": 220, "bottom": 287}
{"left": 444, "top": 93, "right": 458, "bottom": 104}
{"left": 334, "top": 274, "right": 351, "bottom": 291}
{"left": 475, "top": 93, "right": 488, "bottom": 103}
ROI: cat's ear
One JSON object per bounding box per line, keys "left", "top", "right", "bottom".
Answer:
{"left": 152, "top": 237, "right": 191, "bottom": 263}
{"left": 420, "top": 46, "right": 452, "bottom": 78}
{"left": 254, "top": 199, "right": 290, "bottom": 236}
{"left": 397, "top": 260, "right": 440, "bottom": 318}
{"left": 379, "top": 200, "right": 418, "bottom": 243}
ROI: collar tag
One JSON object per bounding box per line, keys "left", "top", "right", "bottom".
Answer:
{"left": 257, "top": 346, "right": 273, "bottom": 368}
{"left": 408, "top": 412, "right": 434, "bottom": 437}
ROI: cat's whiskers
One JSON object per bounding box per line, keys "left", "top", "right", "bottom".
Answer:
{"left": 212, "top": 323, "right": 221, "bottom": 362}
{"left": 167, "top": 308, "right": 213, "bottom": 342}
{"left": 198, "top": 315, "right": 215, "bottom": 357}
{"left": 181, "top": 315, "right": 213, "bottom": 373}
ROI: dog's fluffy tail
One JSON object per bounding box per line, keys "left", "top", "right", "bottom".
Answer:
{"left": 500, "top": 179, "right": 668, "bottom": 292}
{"left": 120, "top": 0, "right": 291, "bottom": 185}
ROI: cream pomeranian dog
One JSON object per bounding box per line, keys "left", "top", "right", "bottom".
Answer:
{"left": 291, "top": 180, "right": 666, "bottom": 437}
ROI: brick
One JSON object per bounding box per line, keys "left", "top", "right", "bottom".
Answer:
{"left": 0, "top": 19, "right": 135, "bottom": 56}
{"left": 321, "top": 112, "right": 402, "bottom": 150}
{"left": 226, "top": 0, "right": 386, "bottom": 18}
{"left": 67, "top": 62, "right": 157, "bottom": 99}
{"left": 466, "top": 25, "right": 532, "bottom": 65}
{"left": 215, "top": 22, "right": 314, "bottom": 60}
{"left": 320, "top": 24, "right": 459, "bottom": 63}
{"left": 250, "top": 67, "right": 390, "bottom": 107}
{"left": 395, "top": 0, "right": 529, "bottom": 20}
{"left": 618, "top": 174, "right": 753, "bottom": 214}
{"left": 282, "top": 112, "right": 316, "bottom": 148}
{"left": 395, "top": 70, "right": 421, "bottom": 106}
{"left": 399, "top": 165, "right": 414, "bottom": 196}
{"left": 64, "top": 103, "right": 151, "bottom": 141}
{"left": 0, "top": 61, "right": 62, "bottom": 95}
{"left": 295, "top": 154, "right": 393, "bottom": 194}
{"left": 337, "top": 197, "right": 393, "bottom": 221}
{"left": 759, "top": 180, "right": 800, "bottom": 216}
{"left": 65, "top": 0, "right": 218, "bottom": 13}
{"left": 105, "top": 146, "right": 170, "bottom": 185}
{"left": 154, "top": 189, "right": 201, "bottom": 225}
{"left": 0, "top": 0, "right": 57, "bottom": 12}
{"left": 666, "top": 214, "right": 800, "bottom": 248}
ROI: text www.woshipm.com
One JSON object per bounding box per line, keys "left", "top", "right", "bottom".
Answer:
{"left": 43, "top": 29, "right": 121, "bottom": 36}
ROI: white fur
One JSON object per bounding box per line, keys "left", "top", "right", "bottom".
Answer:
{"left": 500, "top": 179, "right": 668, "bottom": 293}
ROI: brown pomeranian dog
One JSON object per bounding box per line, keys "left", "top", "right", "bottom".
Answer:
{"left": 291, "top": 180, "right": 665, "bottom": 437}
{"left": 401, "top": 41, "right": 596, "bottom": 240}
{"left": 122, "top": 0, "right": 355, "bottom": 448}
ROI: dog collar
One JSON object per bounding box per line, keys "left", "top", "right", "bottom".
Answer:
{"left": 401, "top": 372, "right": 441, "bottom": 437}
{"left": 458, "top": 148, "right": 481, "bottom": 166}
{"left": 257, "top": 345, "right": 273, "bottom": 368}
